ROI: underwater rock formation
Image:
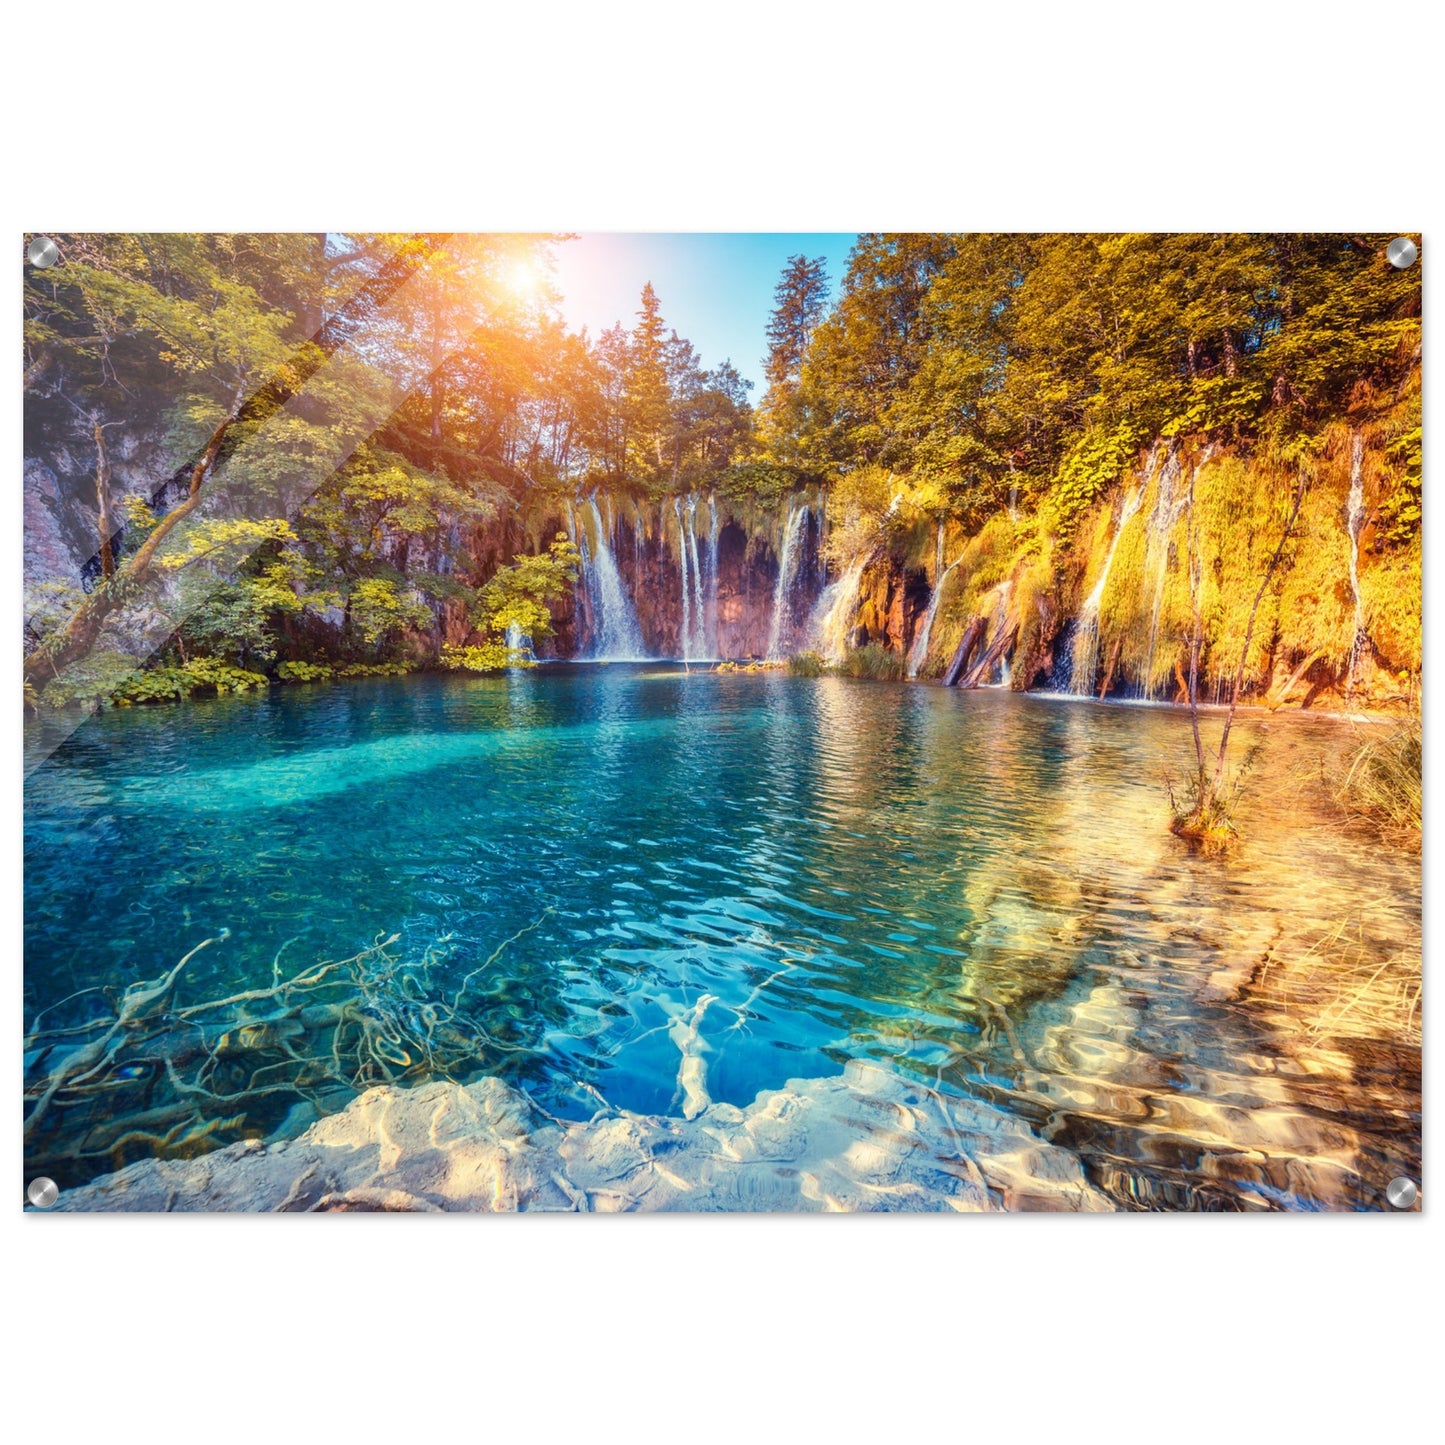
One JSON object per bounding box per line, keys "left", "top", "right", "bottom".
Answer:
{"left": 51, "top": 1062, "right": 1113, "bottom": 1213}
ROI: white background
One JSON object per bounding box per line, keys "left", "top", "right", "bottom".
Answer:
{"left": 3, "top": 3, "right": 1438, "bottom": 1440}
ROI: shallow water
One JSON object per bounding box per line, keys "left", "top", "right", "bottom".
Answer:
{"left": 24, "top": 668, "right": 1422, "bottom": 1209}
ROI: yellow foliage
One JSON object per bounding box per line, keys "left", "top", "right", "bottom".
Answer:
{"left": 1361, "top": 539, "right": 1421, "bottom": 671}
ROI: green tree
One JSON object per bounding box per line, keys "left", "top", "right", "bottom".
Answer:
{"left": 795, "top": 233, "right": 956, "bottom": 470}
{"left": 22, "top": 233, "right": 324, "bottom": 691}
{"left": 624, "top": 282, "right": 674, "bottom": 484}
{"left": 443, "top": 534, "right": 580, "bottom": 671}
{"left": 759, "top": 255, "right": 829, "bottom": 462}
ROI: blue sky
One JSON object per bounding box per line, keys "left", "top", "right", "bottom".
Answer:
{"left": 547, "top": 233, "right": 858, "bottom": 397}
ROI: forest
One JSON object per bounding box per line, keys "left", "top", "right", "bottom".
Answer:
{"left": 22, "top": 231, "right": 1421, "bottom": 716}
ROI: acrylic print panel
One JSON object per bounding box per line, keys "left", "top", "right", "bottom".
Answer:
{"left": 22, "top": 233, "right": 1422, "bottom": 1214}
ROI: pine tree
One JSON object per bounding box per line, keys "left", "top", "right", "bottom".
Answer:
{"left": 759, "top": 255, "right": 829, "bottom": 462}
{"left": 624, "top": 282, "right": 673, "bottom": 481}
{"left": 764, "top": 255, "right": 830, "bottom": 393}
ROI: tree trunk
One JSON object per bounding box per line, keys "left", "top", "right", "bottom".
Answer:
{"left": 429, "top": 317, "right": 444, "bottom": 464}
{"left": 1266, "top": 649, "right": 1321, "bottom": 711}
{"left": 941, "top": 616, "right": 986, "bottom": 687}
{"left": 93, "top": 420, "right": 115, "bottom": 580}
{"left": 1185, "top": 482, "right": 1206, "bottom": 781}
{"left": 959, "top": 624, "right": 1018, "bottom": 689}
{"left": 1097, "top": 636, "right": 1122, "bottom": 699}
{"left": 1173, "top": 656, "right": 1190, "bottom": 706}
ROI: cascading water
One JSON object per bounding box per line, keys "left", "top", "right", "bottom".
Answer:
{"left": 505, "top": 621, "right": 533, "bottom": 665}
{"left": 907, "top": 559, "right": 958, "bottom": 679}
{"left": 706, "top": 493, "right": 720, "bottom": 654}
{"left": 672, "top": 495, "right": 709, "bottom": 661}
{"left": 675, "top": 496, "right": 693, "bottom": 659}
{"left": 1067, "top": 487, "right": 1143, "bottom": 696}
{"left": 815, "top": 497, "right": 829, "bottom": 589}
{"left": 584, "top": 496, "right": 647, "bottom": 659}
{"left": 810, "top": 555, "right": 868, "bottom": 664}
{"left": 1345, "top": 431, "right": 1367, "bottom": 696}
{"left": 685, "top": 495, "right": 706, "bottom": 658}
{"left": 766, "top": 499, "right": 807, "bottom": 660}
{"left": 1141, "top": 445, "right": 1187, "bottom": 697}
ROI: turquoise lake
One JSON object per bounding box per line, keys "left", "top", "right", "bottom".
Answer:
{"left": 23, "top": 667, "right": 1422, "bottom": 1208}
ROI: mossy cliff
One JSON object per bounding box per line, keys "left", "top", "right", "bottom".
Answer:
{"left": 826, "top": 407, "right": 1419, "bottom": 713}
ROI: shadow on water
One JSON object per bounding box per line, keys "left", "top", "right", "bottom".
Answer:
{"left": 24, "top": 668, "right": 1421, "bottom": 1207}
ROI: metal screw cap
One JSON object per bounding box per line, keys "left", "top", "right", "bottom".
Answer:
{"left": 27, "top": 236, "right": 60, "bottom": 269}
{"left": 1386, "top": 236, "right": 1419, "bottom": 270}
{"left": 1385, "top": 1176, "right": 1418, "bottom": 1209}
{"left": 26, "top": 1177, "right": 59, "bottom": 1209}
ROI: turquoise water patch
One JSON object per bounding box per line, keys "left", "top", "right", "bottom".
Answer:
{"left": 24, "top": 668, "right": 1422, "bottom": 1207}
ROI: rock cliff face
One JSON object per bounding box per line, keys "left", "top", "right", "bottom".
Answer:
{"left": 23, "top": 417, "right": 176, "bottom": 592}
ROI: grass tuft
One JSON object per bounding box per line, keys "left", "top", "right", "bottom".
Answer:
{"left": 1334, "top": 718, "right": 1422, "bottom": 849}
{"left": 835, "top": 644, "right": 907, "bottom": 681}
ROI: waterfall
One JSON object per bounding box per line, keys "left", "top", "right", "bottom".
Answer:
{"left": 1068, "top": 487, "right": 1143, "bottom": 696}
{"left": 1345, "top": 431, "right": 1366, "bottom": 695}
{"left": 685, "top": 495, "right": 706, "bottom": 658}
{"left": 1141, "top": 445, "right": 1186, "bottom": 697}
{"left": 907, "top": 559, "right": 958, "bottom": 679}
{"left": 706, "top": 493, "right": 720, "bottom": 654}
{"left": 934, "top": 517, "right": 945, "bottom": 581}
{"left": 672, "top": 496, "right": 708, "bottom": 660}
{"left": 809, "top": 555, "right": 868, "bottom": 663}
{"left": 766, "top": 499, "right": 807, "bottom": 660}
{"left": 585, "top": 496, "right": 647, "bottom": 659}
{"left": 505, "top": 621, "right": 533, "bottom": 665}
{"left": 675, "top": 496, "right": 692, "bottom": 659}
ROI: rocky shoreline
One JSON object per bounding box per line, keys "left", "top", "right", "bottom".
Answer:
{"left": 47, "top": 1061, "right": 1112, "bottom": 1214}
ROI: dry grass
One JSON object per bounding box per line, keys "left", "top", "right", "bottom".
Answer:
{"left": 1334, "top": 718, "right": 1422, "bottom": 849}
{"left": 1254, "top": 913, "right": 1422, "bottom": 1048}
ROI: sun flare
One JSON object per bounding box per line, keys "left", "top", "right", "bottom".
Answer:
{"left": 504, "top": 259, "right": 541, "bottom": 301}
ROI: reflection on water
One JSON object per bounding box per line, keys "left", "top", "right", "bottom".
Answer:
{"left": 24, "top": 668, "right": 1421, "bottom": 1210}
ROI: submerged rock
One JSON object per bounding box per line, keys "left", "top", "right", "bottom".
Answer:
{"left": 52, "top": 1063, "right": 1113, "bottom": 1214}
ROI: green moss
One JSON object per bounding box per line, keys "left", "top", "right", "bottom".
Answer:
{"left": 1361, "top": 539, "right": 1421, "bottom": 673}
{"left": 338, "top": 662, "right": 415, "bottom": 677}
{"left": 957, "top": 512, "right": 1021, "bottom": 600}
{"left": 1009, "top": 545, "right": 1057, "bottom": 688}
{"left": 109, "top": 659, "right": 270, "bottom": 706}
{"left": 276, "top": 661, "right": 335, "bottom": 683}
